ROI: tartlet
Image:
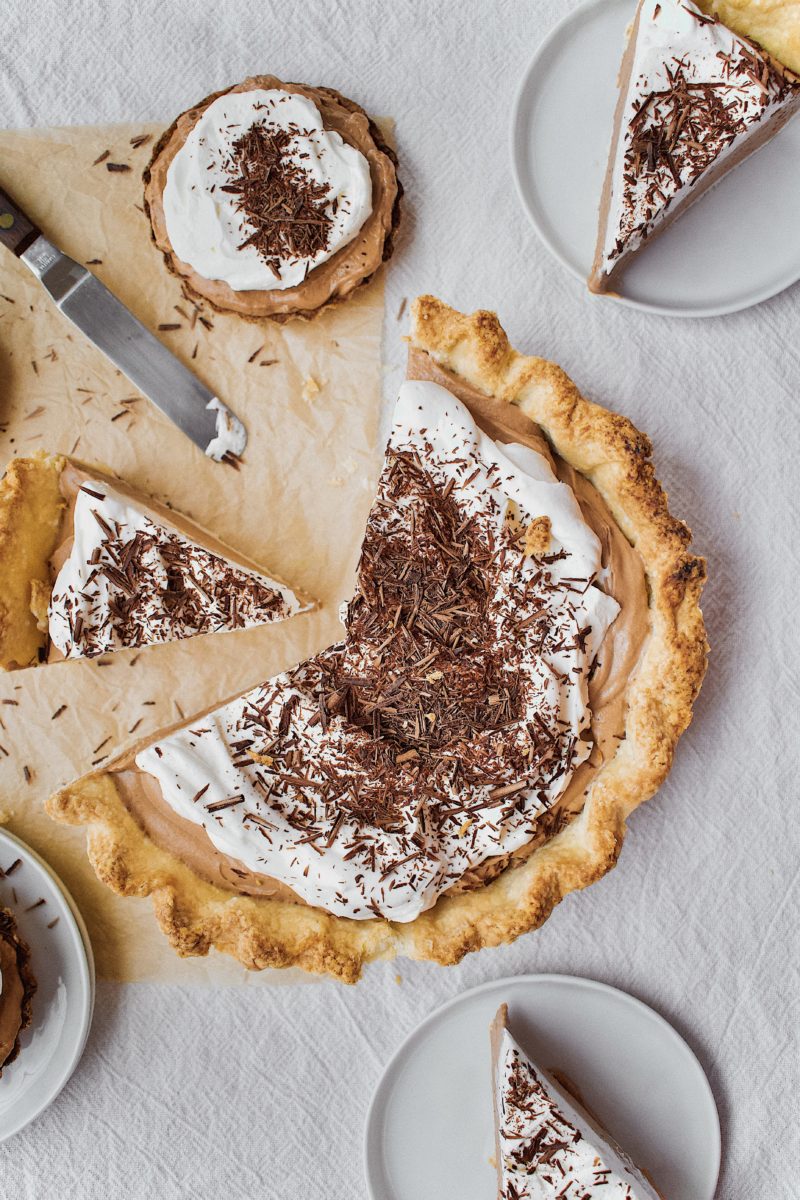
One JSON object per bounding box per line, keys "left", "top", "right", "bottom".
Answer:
{"left": 143, "top": 75, "right": 402, "bottom": 322}
{"left": 48, "top": 296, "right": 707, "bottom": 983}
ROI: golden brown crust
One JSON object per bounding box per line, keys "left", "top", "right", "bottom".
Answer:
{"left": 697, "top": 0, "right": 800, "bottom": 74}
{"left": 143, "top": 77, "right": 402, "bottom": 324}
{"left": 47, "top": 296, "right": 707, "bottom": 982}
{"left": 0, "top": 906, "right": 37, "bottom": 1074}
{"left": 0, "top": 452, "right": 66, "bottom": 670}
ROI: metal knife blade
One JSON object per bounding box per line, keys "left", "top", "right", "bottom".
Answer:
{"left": 17, "top": 233, "right": 247, "bottom": 462}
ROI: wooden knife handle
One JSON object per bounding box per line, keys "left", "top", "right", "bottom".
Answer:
{"left": 0, "top": 186, "right": 40, "bottom": 256}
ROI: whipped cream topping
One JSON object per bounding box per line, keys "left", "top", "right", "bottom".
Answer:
{"left": 495, "top": 1025, "right": 660, "bottom": 1199}
{"left": 162, "top": 88, "right": 373, "bottom": 291}
{"left": 49, "top": 480, "right": 304, "bottom": 659}
{"left": 135, "top": 381, "right": 619, "bottom": 921}
{"left": 601, "top": 0, "right": 800, "bottom": 275}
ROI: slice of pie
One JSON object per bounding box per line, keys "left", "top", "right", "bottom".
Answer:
{"left": 0, "top": 908, "right": 36, "bottom": 1077}
{"left": 0, "top": 453, "right": 309, "bottom": 669}
{"left": 490, "top": 1004, "right": 662, "bottom": 1199}
{"left": 48, "top": 296, "right": 707, "bottom": 982}
{"left": 590, "top": 0, "right": 800, "bottom": 294}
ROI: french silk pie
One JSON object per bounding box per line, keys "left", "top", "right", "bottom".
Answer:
{"left": 590, "top": 0, "right": 800, "bottom": 294}
{"left": 0, "top": 453, "right": 308, "bottom": 669}
{"left": 0, "top": 908, "right": 36, "bottom": 1078}
{"left": 491, "top": 1004, "right": 662, "bottom": 1199}
{"left": 143, "top": 75, "right": 402, "bottom": 321}
{"left": 48, "top": 297, "right": 707, "bottom": 982}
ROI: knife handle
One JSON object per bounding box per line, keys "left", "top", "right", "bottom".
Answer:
{"left": 0, "top": 186, "right": 40, "bottom": 257}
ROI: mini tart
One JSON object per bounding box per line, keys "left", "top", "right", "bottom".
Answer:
{"left": 0, "top": 452, "right": 307, "bottom": 669}
{"left": 143, "top": 75, "right": 402, "bottom": 322}
{"left": 0, "top": 907, "right": 36, "bottom": 1076}
{"left": 47, "top": 297, "right": 707, "bottom": 983}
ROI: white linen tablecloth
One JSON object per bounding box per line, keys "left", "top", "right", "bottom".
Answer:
{"left": 2, "top": 1, "right": 799, "bottom": 1196}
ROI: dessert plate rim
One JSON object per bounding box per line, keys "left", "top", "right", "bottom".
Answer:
{"left": 0, "top": 826, "right": 95, "bottom": 1143}
{"left": 510, "top": 0, "right": 800, "bottom": 318}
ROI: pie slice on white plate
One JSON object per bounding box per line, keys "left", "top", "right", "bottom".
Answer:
{"left": 0, "top": 453, "right": 309, "bottom": 669}
{"left": 491, "top": 1003, "right": 663, "bottom": 1199}
{"left": 590, "top": 0, "right": 800, "bottom": 294}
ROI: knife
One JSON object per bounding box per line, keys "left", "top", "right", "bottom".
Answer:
{"left": 0, "top": 184, "right": 246, "bottom": 462}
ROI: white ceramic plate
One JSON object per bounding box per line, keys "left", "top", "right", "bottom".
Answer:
{"left": 510, "top": 0, "right": 800, "bottom": 316}
{"left": 365, "top": 974, "right": 720, "bottom": 1200}
{"left": 0, "top": 827, "right": 95, "bottom": 1141}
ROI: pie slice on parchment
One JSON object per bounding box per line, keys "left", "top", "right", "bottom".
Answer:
{"left": 47, "top": 296, "right": 707, "bottom": 983}
{"left": 590, "top": 0, "right": 800, "bottom": 294}
{"left": 0, "top": 453, "right": 309, "bottom": 669}
{"left": 490, "top": 1003, "right": 662, "bottom": 1199}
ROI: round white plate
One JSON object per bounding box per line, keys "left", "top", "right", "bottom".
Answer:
{"left": 510, "top": 0, "right": 800, "bottom": 316}
{"left": 0, "top": 827, "right": 95, "bottom": 1141}
{"left": 365, "top": 974, "right": 720, "bottom": 1200}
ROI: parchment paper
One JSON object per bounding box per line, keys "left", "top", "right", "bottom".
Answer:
{"left": 0, "top": 123, "right": 387, "bottom": 983}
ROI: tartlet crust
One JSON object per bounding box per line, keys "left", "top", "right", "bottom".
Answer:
{"left": 47, "top": 296, "right": 708, "bottom": 983}
{"left": 0, "top": 907, "right": 37, "bottom": 1075}
{"left": 143, "top": 76, "right": 403, "bottom": 323}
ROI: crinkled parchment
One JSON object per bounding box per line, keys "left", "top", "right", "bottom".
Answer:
{"left": 0, "top": 123, "right": 386, "bottom": 983}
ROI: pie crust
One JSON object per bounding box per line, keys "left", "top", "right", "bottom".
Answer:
{"left": 47, "top": 297, "right": 707, "bottom": 983}
{"left": 143, "top": 76, "right": 402, "bottom": 322}
{"left": 698, "top": 0, "right": 800, "bottom": 73}
{"left": 0, "top": 452, "right": 306, "bottom": 670}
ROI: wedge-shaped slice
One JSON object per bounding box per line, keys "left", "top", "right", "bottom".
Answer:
{"left": 590, "top": 0, "right": 800, "bottom": 294}
{"left": 491, "top": 1004, "right": 662, "bottom": 1199}
{"left": 0, "top": 453, "right": 309, "bottom": 669}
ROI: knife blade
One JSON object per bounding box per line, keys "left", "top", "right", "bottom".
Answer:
{"left": 0, "top": 184, "right": 246, "bottom": 462}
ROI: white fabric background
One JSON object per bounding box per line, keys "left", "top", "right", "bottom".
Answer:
{"left": 2, "top": 1, "right": 799, "bottom": 1197}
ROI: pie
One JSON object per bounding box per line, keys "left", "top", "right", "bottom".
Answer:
{"left": 590, "top": 0, "right": 800, "bottom": 294}
{"left": 0, "top": 907, "right": 36, "bottom": 1077}
{"left": 47, "top": 296, "right": 707, "bottom": 983}
{"left": 144, "top": 76, "right": 402, "bottom": 321}
{"left": 491, "top": 1004, "right": 662, "bottom": 1198}
{"left": 697, "top": 0, "right": 800, "bottom": 73}
{"left": 0, "top": 452, "right": 308, "bottom": 670}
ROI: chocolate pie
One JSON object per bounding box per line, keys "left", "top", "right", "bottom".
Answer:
{"left": 0, "top": 908, "right": 36, "bottom": 1077}
{"left": 144, "top": 76, "right": 402, "bottom": 321}
{"left": 590, "top": 0, "right": 800, "bottom": 295}
{"left": 491, "top": 1004, "right": 662, "bottom": 1199}
{"left": 48, "top": 297, "right": 707, "bottom": 982}
{"left": 0, "top": 453, "right": 308, "bottom": 669}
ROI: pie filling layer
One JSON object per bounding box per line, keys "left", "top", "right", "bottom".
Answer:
{"left": 47, "top": 462, "right": 305, "bottom": 660}
{"left": 0, "top": 911, "right": 30, "bottom": 1071}
{"left": 111, "top": 363, "right": 649, "bottom": 922}
{"left": 491, "top": 1007, "right": 660, "bottom": 1199}
{"left": 592, "top": 0, "right": 800, "bottom": 290}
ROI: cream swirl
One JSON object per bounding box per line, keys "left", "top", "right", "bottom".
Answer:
{"left": 134, "top": 381, "right": 620, "bottom": 922}
{"left": 162, "top": 88, "right": 373, "bottom": 291}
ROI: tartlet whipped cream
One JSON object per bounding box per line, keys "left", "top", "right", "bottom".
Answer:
{"left": 495, "top": 1023, "right": 660, "bottom": 1199}
{"left": 162, "top": 88, "right": 373, "bottom": 291}
{"left": 599, "top": 0, "right": 800, "bottom": 277}
{"left": 48, "top": 480, "right": 303, "bottom": 658}
{"left": 135, "top": 381, "right": 620, "bottom": 922}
